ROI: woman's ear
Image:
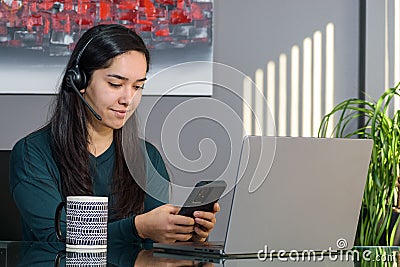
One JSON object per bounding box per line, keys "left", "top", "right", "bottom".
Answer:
{"left": 79, "top": 89, "right": 86, "bottom": 94}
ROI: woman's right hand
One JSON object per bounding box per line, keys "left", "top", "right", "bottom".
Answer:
{"left": 135, "top": 204, "right": 195, "bottom": 243}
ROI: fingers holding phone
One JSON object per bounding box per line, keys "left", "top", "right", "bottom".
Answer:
{"left": 135, "top": 204, "right": 195, "bottom": 243}
{"left": 139, "top": 181, "right": 226, "bottom": 243}
{"left": 191, "top": 202, "right": 220, "bottom": 242}
{"left": 176, "top": 180, "right": 226, "bottom": 242}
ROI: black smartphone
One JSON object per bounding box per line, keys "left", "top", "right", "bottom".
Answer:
{"left": 177, "top": 180, "right": 227, "bottom": 218}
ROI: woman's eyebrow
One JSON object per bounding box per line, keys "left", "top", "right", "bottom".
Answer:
{"left": 136, "top": 77, "right": 147, "bottom": 82}
{"left": 107, "top": 74, "right": 147, "bottom": 82}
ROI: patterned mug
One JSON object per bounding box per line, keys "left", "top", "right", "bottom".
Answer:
{"left": 55, "top": 196, "right": 108, "bottom": 249}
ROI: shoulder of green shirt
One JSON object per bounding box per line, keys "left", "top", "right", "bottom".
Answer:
{"left": 12, "top": 125, "right": 52, "bottom": 153}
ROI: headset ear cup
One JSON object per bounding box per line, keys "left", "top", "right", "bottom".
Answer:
{"left": 66, "top": 66, "right": 87, "bottom": 90}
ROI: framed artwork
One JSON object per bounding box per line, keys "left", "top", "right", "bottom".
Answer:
{"left": 0, "top": 0, "right": 213, "bottom": 95}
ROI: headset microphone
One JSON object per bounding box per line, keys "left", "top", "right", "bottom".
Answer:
{"left": 67, "top": 76, "right": 102, "bottom": 121}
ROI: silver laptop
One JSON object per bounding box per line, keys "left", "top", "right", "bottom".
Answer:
{"left": 153, "top": 136, "right": 373, "bottom": 257}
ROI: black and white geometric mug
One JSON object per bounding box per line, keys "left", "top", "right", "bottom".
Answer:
{"left": 55, "top": 196, "right": 108, "bottom": 249}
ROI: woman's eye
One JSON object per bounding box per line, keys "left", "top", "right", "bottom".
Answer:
{"left": 108, "top": 82, "right": 121, "bottom": 88}
{"left": 134, "top": 84, "right": 145, "bottom": 90}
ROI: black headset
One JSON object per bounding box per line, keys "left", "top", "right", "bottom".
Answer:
{"left": 66, "top": 36, "right": 94, "bottom": 91}
{"left": 65, "top": 35, "right": 102, "bottom": 121}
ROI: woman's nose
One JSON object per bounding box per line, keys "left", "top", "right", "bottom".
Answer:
{"left": 119, "top": 87, "right": 137, "bottom": 105}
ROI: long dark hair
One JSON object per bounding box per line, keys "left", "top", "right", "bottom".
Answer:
{"left": 50, "top": 24, "right": 150, "bottom": 218}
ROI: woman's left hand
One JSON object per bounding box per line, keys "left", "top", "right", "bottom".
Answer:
{"left": 191, "top": 202, "right": 220, "bottom": 242}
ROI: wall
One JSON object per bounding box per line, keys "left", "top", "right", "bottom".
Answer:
{"left": 365, "top": 0, "right": 400, "bottom": 106}
{"left": 0, "top": 0, "right": 360, "bottom": 241}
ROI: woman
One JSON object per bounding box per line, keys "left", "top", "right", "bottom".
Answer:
{"left": 9, "top": 24, "right": 219, "bottom": 244}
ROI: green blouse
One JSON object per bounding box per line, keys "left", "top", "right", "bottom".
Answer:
{"left": 9, "top": 125, "right": 170, "bottom": 244}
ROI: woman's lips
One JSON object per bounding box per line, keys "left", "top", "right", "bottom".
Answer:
{"left": 112, "top": 109, "right": 127, "bottom": 119}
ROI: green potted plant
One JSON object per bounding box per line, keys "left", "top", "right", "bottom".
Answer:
{"left": 318, "top": 82, "right": 400, "bottom": 246}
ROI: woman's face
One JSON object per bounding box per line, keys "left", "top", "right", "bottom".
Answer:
{"left": 83, "top": 50, "right": 147, "bottom": 131}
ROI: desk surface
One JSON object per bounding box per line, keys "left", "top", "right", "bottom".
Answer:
{"left": 0, "top": 241, "right": 399, "bottom": 266}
